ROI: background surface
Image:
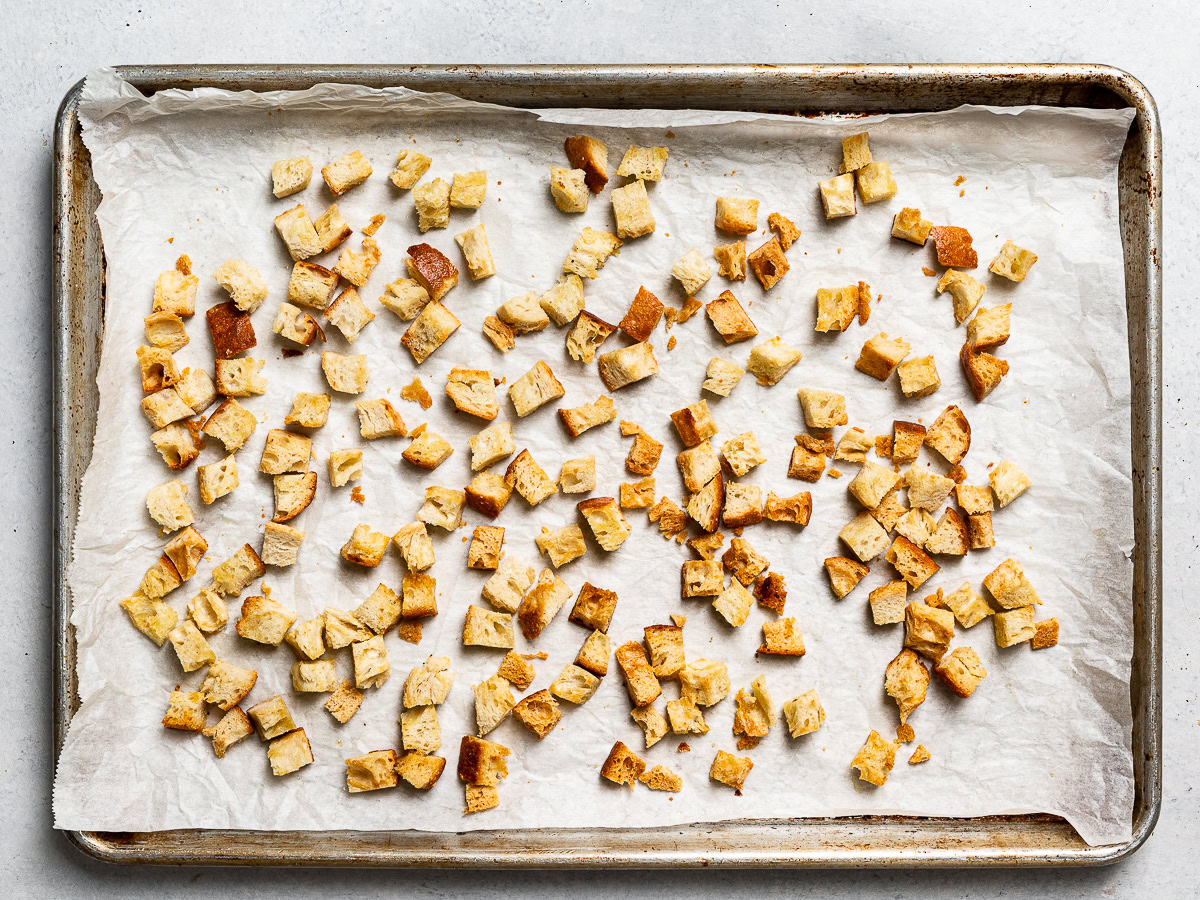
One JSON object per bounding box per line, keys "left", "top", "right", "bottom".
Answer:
{"left": 3, "top": 0, "right": 1194, "bottom": 896}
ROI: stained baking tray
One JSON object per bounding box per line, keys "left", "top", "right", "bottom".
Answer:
{"left": 52, "top": 63, "right": 1161, "bottom": 867}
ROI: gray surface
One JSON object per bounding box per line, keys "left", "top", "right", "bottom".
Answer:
{"left": 5, "top": 0, "right": 1194, "bottom": 895}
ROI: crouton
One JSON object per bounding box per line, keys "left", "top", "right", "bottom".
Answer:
{"left": 287, "top": 261, "right": 339, "bottom": 314}
{"left": 468, "top": 420, "right": 515, "bottom": 472}
{"left": 925, "top": 509, "right": 969, "bottom": 556}
{"left": 400, "top": 301, "right": 460, "bottom": 365}
{"left": 497, "top": 650, "right": 537, "bottom": 690}
{"left": 318, "top": 351, "right": 368, "bottom": 395}
{"left": 412, "top": 177, "right": 451, "bottom": 232}
{"left": 206, "top": 706, "right": 254, "bottom": 758}
{"left": 649, "top": 496, "right": 690, "bottom": 541}
{"left": 291, "top": 659, "right": 337, "bottom": 693}
{"left": 257, "top": 429, "right": 310, "bottom": 476}
{"left": 285, "top": 616, "right": 327, "bottom": 661}
{"left": 141, "top": 387, "right": 195, "bottom": 431}
{"left": 885, "top": 535, "right": 940, "bottom": 589}
{"left": 855, "top": 332, "right": 911, "bottom": 381}
{"left": 313, "top": 203, "right": 353, "bottom": 253}
{"left": 856, "top": 160, "right": 897, "bottom": 203}
{"left": 710, "top": 750, "right": 754, "bottom": 790}
{"left": 713, "top": 241, "right": 747, "bottom": 280}
{"left": 467, "top": 525, "right": 505, "bottom": 571}
{"left": 679, "top": 659, "right": 730, "bottom": 707}
{"left": 851, "top": 731, "right": 897, "bottom": 786}
{"left": 559, "top": 395, "right": 616, "bottom": 438}
{"left": 819, "top": 172, "right": 857, "bottom": 219}
{"left": 1032, "top": 618, "right": 1060, "bottom": 650}
{"left": 578, "top": 496, "right": 632, "bottom": 551}
{"left": 758, "top": 616, "right": 805, "bottom": 656}
{"left": 611, "top": 180, "right": 656, "bottom": 238}
{"left": 324, "top": 288, "right": 375, "bottom": 343}
{"left": 681, "top": 559, "right": 724, "bottom": 598}
{"left": 717, "top": 433, "right": 766, "bottom": 481}
{"left": 746, "top": 336, "right": 802, "bottom": 386}
{"left": 933, "top": 647, "right": 989, "bottom": 700}
{"left": 920, "top": 407, "right": 972, "bottom": 467}
{"left": 931, "top": 225, "right": 978, "bottom": 268}
{"left": 906, "top": 466, "right": 956, "bottom": 510}
{"left": 626, "top": 430, "right": 665, "bottom": 477}
{"left": 990, "top": 240, "right": 1038, "bottom": 282}
{"left": 733, "top": 675, "right": 776, "bottom": 740}
{"left": 815, "top": 285, "right": 859, "bottom": 333}
{"left": 261, "top": 521, "right": 304, "bottom": 568}
{"left": 512, "top": 689, "right": 561, "bottom": 741}
{"left": 389, "top": 149, "right": 431, "bottom": 189}
{"left": 559, "top": 456, "right": 596, "bottom": 495}
{"left": 839, "top": 132, "right": 871, "bottom": 172}
{"left": 564, "top": 582, "right": 617, "bottom": 634}
{"left": 535, "top": 276, "right": 585, "bottom": 329}
{"left": 747, "top": 236, "right": 789, "bottom": 290}
{"left": 762, "top": 490, "right": 810, "bottom": 526}
{"left": 712, "top": 196, "right": 757, "bottom": 235}
{"left": 616, "top": 145, "right": 669, "bottom": 181}
{"left": 565, "top": 310, "right": 616, "bottom": 363}
{"left": 274, "top": 204, "right": 322, "bottom": 261}
{"left": 344, "top": 750, "right": 399, "bottom": 793}
{"left": 473, "top": 675, "right": 516, "bottom": 736}
{"left": 351, "top": 397, "right": 405, "bottom": 440}
{"left": 509, "top": 360, "right": 565, "bottom": 417}
{"left": 402, "top": 656, "right": 455, "bottom": 709}
{"left": 702, "top": 357, "right": 744, "bottom": 398}
{"left": 446, "top": 170, "right": 487, "bottom": 209}
{"left": 395, "top": 751, "right": 445, "bottom": 790}
{"left": 616, "top": 286, "right": 664, "bottom": 343}
{"left": 904, "top": 601, "right": 955, "bottom": 661}
{"left": 200, "top": 659, "right": 258, "bottom": 710}
{"left": 788, "top": 435, "right": 827, "bottom": 483}
{"left": 162, "top": 689, "right": 207, "bottom": 732}
{"left": 210, "top": 543, "right": 264, "bottom": 598}
{"left": 504, "top": 449, "right": 557, "bottom": 506}
{"left": 989, "top": 459, "right": 1031, "bottom": 507}
{"left": 940, "top": 582, "right": 992, "bottom": 629}
{"left": 600, "top": 741, "right": 646, "bottom": 789}
{"left": 440, "top": 368, "right": 498, "bottom": 422}
{"left": 984, "top": 558, "right": 1041, "bottom": 609}
{"left": 196, "top": 455, "right": 239, "bottom": 505}
{"left": 550, "top": 663, "right": 601, "bottom": 704}
{"left": 783, "top": 690, "right": 825, "bottom": 738}
{"left": 327, "top": 449, "right": 363, "bottom": 488}
{"left": 161, "top": 526, "right": 205, "bottom": 584}
{"left": 837, "top": 511, "right": 888, "bottom": 563}
{"left": 671, "top": 248, "right": 712, "bottom": 296}
{"left": 464, "top": 471, "right": 512, "bottom": 519}
{"left": 323, "top": 607, "right": 372, "bottom": 651}
{"left": 564, "top": 135, "right": 609, "bottom": 192}
{"left": 402, "top": 429, "right": 454, "bottom": 470}
{"left": 569, "top": 628, "right": 609, "bottom": 677}
{"left": 400, "top": 572, "right": 438, "bottom": 619}
{"left": 146, "top": 480, "right": 194, "bottom": 534}
{"left": 703, "top": 290, "right": 758, "bottom": 345}
{"left": 237, "top": 594, "right": 298, "bottom": 646}
{"left": 213, "top": 357, "right": 266, "bottom": 399}
{"left": 497, "top": 291, "right": 550, "bottom": 335}
{"left": 406, "top": 242, "right": 459, "bottom": 302}
{"left": 272, "top": 302, "right": 324, "bottom": 348}
{"left": 479, "top": 558, "right": 536, "bottom": 616}
{"left": 936, "top": 268, "right": 986, "bottom": 324}
{"left": 137, "top": 555, "right": 182, "bottom": 601}
{"left": 870, "top": 487, "right": 908, "bottom": 531}
{"left": 388, "top": 523, "right": 435, "bottom": 576}
{"left": 796, "top": 389, "right": 846, "bottom": 431}
{"left": 967, "top": 303, "right": 1012, "bottom": 350}
{"left": 351, "top": 634, "right": 390, "bottom": 689}
{"left": 869, "top": 579, "right": 909, "bottom": 625}
{"left": 321, "top": 150, "right": 372, "bottom": 195}
{"left": 897, "top": 355, "right": 941, "bottom": 399}
{"left": 616, "top": 641, "right": 662, "bottom": 707}
{"left": 272, "top": 156, "right": 312, "bottom": 198}
{"left": 518, "top": 569, "right": 573, "bottom": 637}
{"left": 338, "top": 523, "right": 389, "bottom": 568}
{"left": 848, "top": 461, "right": 902, "bottom": 511}
{"left": 686, "top": 472, "right": 725, "bottom": 533}
{"left": 666, "top": 696, "right": 710, "bottom": 736}
{"left": 631, "top": 705, "right": 670, "bottom": 749}
{"left": 267, "top": 728, "right": 314, "bottom": 776}
{"left": 886, "top": 422, "right": 923, "bottom": 466}
{"left": 824, "top": 556, "right": 869, "bottom": 599}
{"left": 563, "top": 227, "right": 621, "bottom": 279}
{"left": 549, "top": 166, "right": 589, "bottom": 212}
{"left": 598, "top": 341, "right": 658, "bottom": 391}
{"left": 767, "top": 211, "right": 800, "bottom": 249}
{"left": 417, "top": 486, "right": 465, "bottom": 532}
{"left": 168, "top": 619, "right": 216, "bottom": 672}
{"left": 136, "top": 345, "right": 180, "bottom": 394}
{"left": 669, "top": 400, "right": 717, "bottom": 448}
{"left": 722, "top": 483, "right": 764, "bottom": 529}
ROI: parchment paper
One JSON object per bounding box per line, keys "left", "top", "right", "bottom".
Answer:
{"left": 54, "top": 68, "right": 1136, "bottom": 846}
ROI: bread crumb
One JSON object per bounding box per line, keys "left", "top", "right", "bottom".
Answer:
{"left": 909, "top": 744, "right": 931, "bottom": 764}
{"left": 350, "top": 486, "right": 365, "bottom": 504}
{"left": 828, "top": 469, "right": 843, "bottom": 479}
{"left": 954, "top": 176, "right": 965, "bottom": 186}
{"left": 401, "top": 377, "right": 433, "bottom": 410}
{"left": 922, "top": 267, "right": 937, "bottom": 277}
{"left": 667, "top": 336, "right": 677, "bottom": 351}
{"left": 396, "top": 621, "right": 423, "bottom": 644}
{"left": 677, "top": 742, "right": 691, "bottom": 752}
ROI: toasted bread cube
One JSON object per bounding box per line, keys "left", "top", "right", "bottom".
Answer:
{"left": 814, "top": 285, "right": 857, "bottom": 333}
{"left": 146, "top": 480, "right": 194, "bottom": 533}
{"left": 565, "top": 310, "right": 615, "bottom": 363}
{"left": 618, "top": 285, "right": 663, "bottom": 342}
{"left": 671, "top": 248, "right": 713, "bottom": 296}
{"left": 885, "top": 535, "right": 940, "bottom": 589}
{"left": 650, "top": 496, "right": 690, "bottom": 542}
{"left": 931, "top": 225, "right": 979, "bottom": 268}
{"left": 473, "top": 675, "right": 516, "bottom": 736}
{"left": 549, "top": 165, "right": 589, "bottom": 212}
{"left": 896, "top": 355, "right": 941, "bottom": 399}
{"left": 462, "top": 472, "right": 511, "bottom": 520}
{"left": 904, "top": 601, "right": 955, "bottom": 661}
{"left": 824, "top": 556, "right": 869, "bottom": 599}
{"left": 682, "top": 559, "right": 725, "bottom": 598}
{"left": 401, "top": 301, "right": 461, "bottom": 365}
{"left": 509, "top": 360, "right": 564, "bottom": 417}
{"left": 623, "top": 431, "right": 663, "bottom": 478}
{"left": 558, "top": 456, "right": 596, "bottom": 495}
{"left": 344, "top": 749, "right": 399, "bottom": 793}
{"left": 170, "top": 368, "right": 215, "bottom": 419}
{"left": 412, "top": 177, "right": 451, "bottom": 231}
{"left": 280, "top": 393, "right": 330, "bottom": 432}
{"left": 781, "top": 690, "right": 824, "bottom": 738}
{"left": 715, "top": 196, "right": 759, "bottom": 235}
{"left": 925, "top": 509, "right": 969, "bottom": 556}
{"left": 747, "top": 236, "right": 790, "bottom": 290}
{"left": 272, "top": 156, "right": 313, "bottom": 197}
{"left": 884, "top": 649, "right": 929, "bottom": 729}
{"left": 578, "top": 497, "right": 632, "bottom": 551}
{"left": 291, "top": 659, "right": 337, "bottom": 693}
{"left": 942, "top": 581, "right": 993, "bottom": 628}
{"left": 214, "top": 357, "right": 266, "bottom": 398}
{"left": 312, "top": 202, "right": 352, "bottom": 254}
{"left": 162, "top": 689, "right": 207, "bottom": 732}
{"left": 563, "top": 227, "right": 621, "bottom": 279}
{"left": 351, "top": 634, "right": 390, "bottom": 689}
{"left": 507, "top": 689, "right": 560, "bottom": 741}
{"left": 701, "top": 290, "right": 759, "bottom": 346}
{"left": 922, "top": 406, "right": 971, "bottom": 466}
{"left": 758, "top": 492, "right": 809, "bottom": 529}
{"left": 402, "top": 429, "right": 454, "bottom": 470}
{"left": 559, "top": 396, "right": 616, "bottom": 440}
{"left": 196, "top": 454, "right": 238, "bottom": 505}
{"left": 611, "top": 180, "right": 656, "bottom": 238}
{"left": 355, "top": 584, "right": 402, "bottom": 636}
{"left": 237, "top": 594, "right": 298, "bottom": 646}
{"left": 267, "top": 728, "right": 314, "bottom": 776}
{"left": 839, "top": 511, "right": 889, "bottom": 563}
{"left": 138, "top": 555, "right": 182, "bottom": 600}
{"left": 640, "top": 764, "right": 683, "bottom": 793}
{"left": 679, "top": 658, "right": 730, "bottom": 707}
{"left": 856, "top": 160, "right": 897, "bottom": 203}
{"left": 406, "top": 242, "right": 459, "bottom": 302}
{"left": 669, "top": 399, "right": 716, "bottom": 448}
{"left": 417, "top": 486, "right": 465, "bottom": 532}
{"left": 259, "top": 428, "right": 311, "bottom": 475}
{"left": 261, "top": 521, "right": 304, "bottom": 567}
{"left": 713, "top": 241, "right": 747, "bottom": 281}
{"left": 274, "top": 204, "right": 322, "bottom": 261}
{"left": 328, "top": 449, "right": 363, "bottom": 488}
{"left": 892, "top": 206, "right": 932, "bottom": 245}
{"left": 166, "top": 619, "right": 215, "bottom": 672}
{"left": 497, "top": 651, "right": 537, "bottom": 690}
{"left": 631, "top": 705, "right": 670, "bottom": 750}
{"left": 1032, "top": 618, "right": 1060, "bottom": 650}
{"left": 936, "top": 268, "right": 986, "bottom": 324}
{"left": 984, "top": 558, "right": 1041, "bottom": 608}
{"left": 667, "top": 696, "right": 710, "bottom": 735}
{"left": 767, "top": 211, "right": 800, "bottom": 249}
{"left": 497, "top": 291, "right": 550, "bottom": 335}
{"left": 574, "top": 629, "right": 611, "bottom": 677}
{"left": 819, "top": 172, "right": 856, "bottom": 219}
{"left": 206, "top": 706, "right": 254, "bottom": 758}
{"left": 712, "top": 579, "right": 753, "bottom": 627}
{"left": 733, "top": 675, "right": 776, "bottom": 739}
{"left": 517, "top": 569, "right": 572, "bottom": 637}
{"left": 272, "top": 302, "right": 324, "bottom": 347}
{"left": 755, "top": 615, "right": 803, "bottom": 656}
{"left": 549, "top": 663, "right": 601, "bottom": 704}
{"left": 247, "top": 695, "right": 296, "bottom": 741}
{"left": 141, "top": 387, "right": 194, "bottom": 430}
{"left": 564, "top": 134, "right": 609, "bottom": 192}
{"left": 152, "top": 261, "right": 199, "bottom": 318}
{"left": 467, "top": 525, "right": 505, "bottom": 571}
{"left": 599, "top": 342, "right": 661, "bottom": 396}
{"left": 505, "top": 449, "right": 557, "bottom": 506}
{"left": 993, "top": 605, "right": 1037, "bottom": 648}
{"left": 788, "top": 435, "right": 827, "bottom": 483}
{"left": 686, "top": 472, "right": 725, "bottom": 533}
{"left": 287, "top": 261, "right": 339, "bottom": 313}
{"left": 210, "top": 544, "right": 264, "bottom": 597}
{"left": 702, "top": 356, "right": 745, "bottom": 398}
{"left": 718, "top": 432, "right": 765, "bottom": 479}
{"left": 906, "top": 466, "right": 956, "bottom": 511}
{"left": 446, "top": 170, "right": 486, "bottom": 209}
{"left": 394, "top": 751, "right": 445, "bottom": 790}
{"left": 458, "top": 733, "right": 511, "bottom": 791}
{"left": 463, "top": 784, "right": 499, "bottom": 813}
{"left": 325, "top": 287, "right": 376, "bottom": 342}
{"left": 402, "top": 656, "right": 455, "bottom": 709}
{"left": 966, "top": 304, "right": 1012, "bottom": 353}
{"left": 320, "top": 351, "right": 369, "bottom": 394}
{"left": 835, "top": 425, "right": 872, "bottom": 462}
{"left": 869, "top": 579, "right": 908, "bottom": 625}
{"left": 852, "top": 730, "right": 897, "bottom": 786}
{"left": 616, "top": 641, "right": 662, "bottom": 707}
{"left": 989, "top": 459, "right": 1031, "bottom": 507}
{"left": 990, "top": 240, "right": 1038, "bottom": 282}
{"left": 137, "top": 345, "right": 180, "bottom": 394}
{"left": 709, "top": 750, "right": 753, "bottom": 790}
{"left": 200, "top": 659, "right": 258, "bottom": 710}
{"left": 855, "top": 332, "right": 911, "bottom": 381}
{"left": 934, "top": 647, "right": 989, "bottom": 698}
{"left": 600, "top": 740, "right": 646, "bottom": 789}
{"left": 568, "top": 581, "right": 619, "bottom": 632}
{"left": 965, "top": 512, "right": 995, "bottom": 550}
{"left": 885, "top": 422, "right": 922, "bottom": 466}
{"left": 797, "top": 388, "right": 847, "bottom": 429}
{"left": 187, "top": 588, "right": 228, "bottom": 634}
{"left": 722, "top": 482, "right": 764, "bottom": 529}
{"left": 340, "top": 524, "right": 390, "bottom": 567}
{"left": 849, "top": 461, "right": 902, "bottom": 511}
{"left": 460, "top": 422, "right": 513, "bottom": 474}
{"left": 352, "top": 398, "right": 405, "bottom": 440}
{"left": 746, "top": 336, "right": 802, "bottom": 386}
{"left": 450, "top": 222, "right": 497, "bottom": 282}
{"left": 321, "top": 150, "right": 372, "bottom": 195}
{"left": 535, "top": 276, "right": 585, "bottom": 329}
{"left": 207, "top": 259, "right": 268, "bottom": 318}
{"left": 644, "top": 624, "right": 684, "bottom": 679}
{"left": 389, "top": 149, "right": 431, "bottom": 189}
{"left": 285, "top": 616, "right": 327, "bottom": 661}
{"left": 839, "top": 132, "right": 871, "bottom": 172}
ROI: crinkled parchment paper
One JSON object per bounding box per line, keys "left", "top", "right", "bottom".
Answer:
{"left": 54, "top": 68, "right": 1136, "bottom": 845}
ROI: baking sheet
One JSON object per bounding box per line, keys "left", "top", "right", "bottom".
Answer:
{"left": 53, "top": 67, "right": 1136, "bottom": 846}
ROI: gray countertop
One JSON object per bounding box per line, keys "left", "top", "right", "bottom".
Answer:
{"left": 5, "top": 0, "right": 1195, "bottom": 896}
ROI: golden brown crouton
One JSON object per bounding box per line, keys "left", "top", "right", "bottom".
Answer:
{"left": 709, "top": 750, "right": 754, "bottom": 790}
{"left": 851, "top": 730, "right": 897, "bottom": 786}
{"left": 600, "top": 740, "right": 645, "bottom": 789}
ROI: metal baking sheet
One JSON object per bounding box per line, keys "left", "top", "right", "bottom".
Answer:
{"left": 51, "top": 63, "right": 1162, "bottom": 867}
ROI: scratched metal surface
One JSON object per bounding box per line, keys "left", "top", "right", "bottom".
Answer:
{"left": 50, "top": 64, "right": 1162, "bottom": 867}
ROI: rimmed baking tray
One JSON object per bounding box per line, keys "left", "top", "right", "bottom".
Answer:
{"left": 52, "top": 63, "right": 1161, "bottom": 867}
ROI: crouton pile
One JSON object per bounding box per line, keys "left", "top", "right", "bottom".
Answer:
{"left": 130, "top": 127, "right": 1050, "bottom": 812}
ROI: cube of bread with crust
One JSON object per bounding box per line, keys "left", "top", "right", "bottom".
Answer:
{"left": 163, "top": 526, "right": 206, "bottom": 582}
{"left": 713, "top": 241, "right": 747, "bottom": 280}
{"left": 616, "top": 641, "right": 662, "bottom": 707}
{"left": 788, "top": 435, "right": 827, "bottom": 482}
{"left": 197, "top": 455, "right": 239, "bottom": 505}
{"left": 704, "top": 290, "right": 758, "bottom": 345}
{"left": 168, "top": 619, "right": 216, "bottom": 672}
{"left": 401, "top": 302, "right": 460, "bottom": 365}
{"left": 852, "top": 731, "right": 897, "bottom": 786}
{"left": 344, "top": 749, "right": 399, "bottom": 793}
{"left": 550, "top": 166, "right": 589, "bottom": 212}
{"left": 272, "top": 156, "right": 312, "bottom": 197}
{"left": 449, "top": 170, "right": 487, "bottom": 209}
{"left": 559, "top": 395, "right": 616, "bottom": 437}
{"left": 563, "top": 227, "right": 621, "bottom": 279}
{"left": 825, "top": 556, "right": 869, "bottom": 599}
{"left": 497, "top": 650, "right": 537, "bottom": 690}
{"left": 595, "top": 342, "right": 659, "bottom": 394}
{"left": 667, "top": 696, "right": 710, "bottom": 735}
{"left": 715, "top": 196, "right": 759, "bottom": 235}
{"left": 465, "top": 471, "right": 513, "bottom": 519}
{"left": 138, "top": 555, "right": 182, "bottom": 600}
{"left": 559, "top": 631, "right": 607, "bottom": 683}
{"left": 445, "top": 367, "right": 499, "bottom": 421}
{"left": 686, "top": 472, "right": 725, "bottom": 533}
{"left": 137, "top": 345, "right": 180, "bottom": 394}
{"left": 627, "top": 430, "right": 665, "bottom": 476}
{"left": 678, "top": 659, "right": 730, "bottom": 708}
{"left": 758, "top": 616, "right": 805, "bottom": 657}
{"left": 886, "top": 535, "right": 940, "bottom": 589}
{"left": 497, "top": 291, "right": 550, "bottom": 335}
{"left": 259, "top": 429, "right": 311, "bottom": 475}
{"left": 505, "top": 449, "right": 557, "bottom": 505}
{"left": 564, "top": 135, "right": 609, "bottom": 192}
{"left": 906, "top": 466, "right": 956, "bottom": 510}
{"left": 512, "top": 689, "right": 562, "bottom": 741}
{"left": 147, "top": 480, "right": 194, "bottom": 533}
{"left": 934, "top": 646, "right": 988, "bottom": 697}
{"left": 325, "top": 287, "right": 376, "bottom": 342}
{"left": 931, "top": 225, "right": 979, "bottom": 268}
{"left": 569, "top": 582, "right": 618, "bottom": 632}
{"left": 313, "top": 203, "right": 353, "bottom": 254}
{"left": 237, "top": 595, "right": 298, "bottom": 646}
{"left": 273, "top": 303, "right": 324, "bottom": 347}
{"left": 840, "top": 512, "right": 890, "bottom": 562}
{"left": 890, "top": 421, "right": 924, "bottom": 465}
{"left": 274, "top": 204, "right": 322, "bottom": 261}
{"left": 783, "top": 690, "right": 825, "bottom": 738}
{"left": 550, "top": 663, "right": 601, "bottom": 704}
{"left": 897, "top": 355, "right": 941, "bottom": 399}
{"left": 840, "top": 132, "right": 871, "bottom": 172}
{"left": 984, "top": 558, "right": 1041, "bottom": 608}
{"left": 990, "top": 240, "right": 1038, "bottom": 282}
{"left": 798, "top": 388, "right": 848, "bottom": 429}
{"left": 578, "top": 497, "right": 632, "bottom": 551}
{"left": 401, "top": 657, "right": 455, "bottom": 710}
{"left": 328, "top": 449, "right": 363, "bottom": 488}
{"left": 321, "top": 351, "right": 369, "bottom": 394}
{"left": 710, "top": 750, "right": 753, "bottom": 790}
{"left": 849, "top": 461, "right": 902, "bottom": 510}
{"left": 467, "top": 525, "right": 505, "bottom": 571}
{"left": 936, "top": 268, "right": 986, "bottom": 324}
{"left": 767, "top": 212, "right": 800, "bottom": 249}
{"left": 619, "top": 286, "right": 663, "bottom": 342}
{"left": 746, "top": 337, "right": 802, "bottom": 386}
{"left": 904, "top": 601, "right": 955, "bottom": 661}
{"left": 611, "top": 180, "right": 656, "bottom": 238}
{"left": 402, "top": 429, "right": 454, "bottom": 470}
{"left": 162, "top": 690, "right": 207, "bottom": 732}
{"left": 855, "top": 332, "right": 911, "bottom": 380}
{"left": 351, "top": 634, "right": 390, "bottom": 689}
{"left": 509, "top": 361, "right": 564, "bottom": 417}
{"left": 457, "top": 733, "right": 511, "bottom": 791}
{"left": 968, "top": 512, "right": 995, "bottom": 549}
{"left": 406, "top": 243, "right": 459, "bottom": 302}
{"left": 733, "top": 676, "right": 776, "bottom": 739}
{"left": 412, "top": 177, "right": 451, "bottom": 231}
{"left": 468, "top": 420, "right": 515, "bottom": 471}
{"left": 285, "top": 616, "right": 327, "bottom": 660}
{"left": 819, "top": 172, "right": 857, "bottom": 219}
{"left": 518, "top": 569, "right": 572, "bottom": 637}
{"left": 754, "top": 571, "right": 788, "bottom": 615}
{"left": 722, "top": 482, "right": 764, "bottom": 529}
{"left": 600, "top": 741, "right": 646, "bottom": 789}
{"left": 266, "top": 729, "right": 314, "bottom": 776}
{"left": 559, "top": 456, "right": 595, "bottom": 494}
{"left": 539, "top": 275, "right": 586, "bottom": 326}
{"left": 463, "top": 605, "right": 514, "bottom": 649}
{"left": 287, "top": 261, "right": 339, "bottom": 313}
{"left": 925, "top": 509, "right": 968, "bottom": 556}
{"left": 994, "top": 606, "right": 1037, "bottom": 648}
{"left": 925, "top": 405, "right": 971, "bottom": 464}
{"left": 340, "top": 524, "right": 390, "bottom": 567}
{"left": 206, "top": 706, "right": 254, "bottom": 758}
{"left": 292, "top": 659, "right": 338, "bottom": 693}
{"left": 631, "top": 705, "right": 670, "bottom": 749}
{"left": 942, "top": 581, "right": 993, "bottom": 628}
{"left": 152, "top": 260, "right": 198, "bottom": 318}
{"left": 452, "top": 223, "right": 496, "bottom": 282}
{"left": 699, "top": 361, "right": 744, "bottom": 404}
{"left": 354, "top": 398, "right": 406, "bottom": 439}
{"left": 837, "top": 425, "right": 873, "bottom": 462}
{"left": 565, "top": 310, "right": 615, "bottom": 363}
{"left": 214, "top": 357, "right": 266, "bottom": 398}
{"left": 670, "top": 399, "right": 717, "bottom": 447}
{"left": 390, "top": 149, "right": 432, "bottom": 189}
{"left": 763, "top": 490, "right": 811, "bottom": 526}
{"left": 967, "top": 303, "right": 1012, "bottom": 350}
{"left": 417, "top": 486, "right": 465, "bottom": 531}
{"left": 747, "top": 236, "right": 789, "bottom": 291}
{"left": 396, "top": 751, "right": 446, "bottom": 790}
{"left": 261, "top": 521, "right": 304, "bottom": 567}
{"left": 893, "top": 507, "right": 933, "bottom": 547}
{"left": 391, "top": 522, "right": 435, "bottom": 574}
{"left": 321, "top": 150, "right": 372, "bottom": 195}
{"left": 720, "top": 432, "right": 766, "bottom": 478}
{"left": 956, "top": 483, "right": 995, "bottom": 516}
{"left": 142, "top": 387, "right": 195, "bottom": 430}
{"left": 713, "top": 579, "right": 753, "bottom": 627}
{"left": 616, "top": 144, "right": 669, "bottom": 181}
{"left": 284, "top": 392, "right": 331, "bottom": 429}
{"left": 721, "top": 536, "right": 767, "bottom": 584}
{"left": 682, "top": 559, "right": 725, "bottom": 598}
{"left": 168, "top": 360, "right": 213, "bottom": 410}
{"left": 200, "top": 659, "right": 259, "bottom": 710}
{"left": 891, "top": 206, "right": 933, "bottom": 245}
{"left": 210, "top": 544, "right": 265, "bottom": 597}
{"left": 815, "top": 285, "right": 858, "bottom": 333}
{"left": 989, "top": 459, "right": 1031, "bottom": 507}
{"left": 671, "top": 248, "right": 712, "bottom": 296}
{"left": 865, "top": 578, "right": 907, "bottom": 625}
{"left": 644, "top": 624, "right": 684, "bottom": 679}
{"left": 856, "top": 161, "right": 897, "bottom": 203}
